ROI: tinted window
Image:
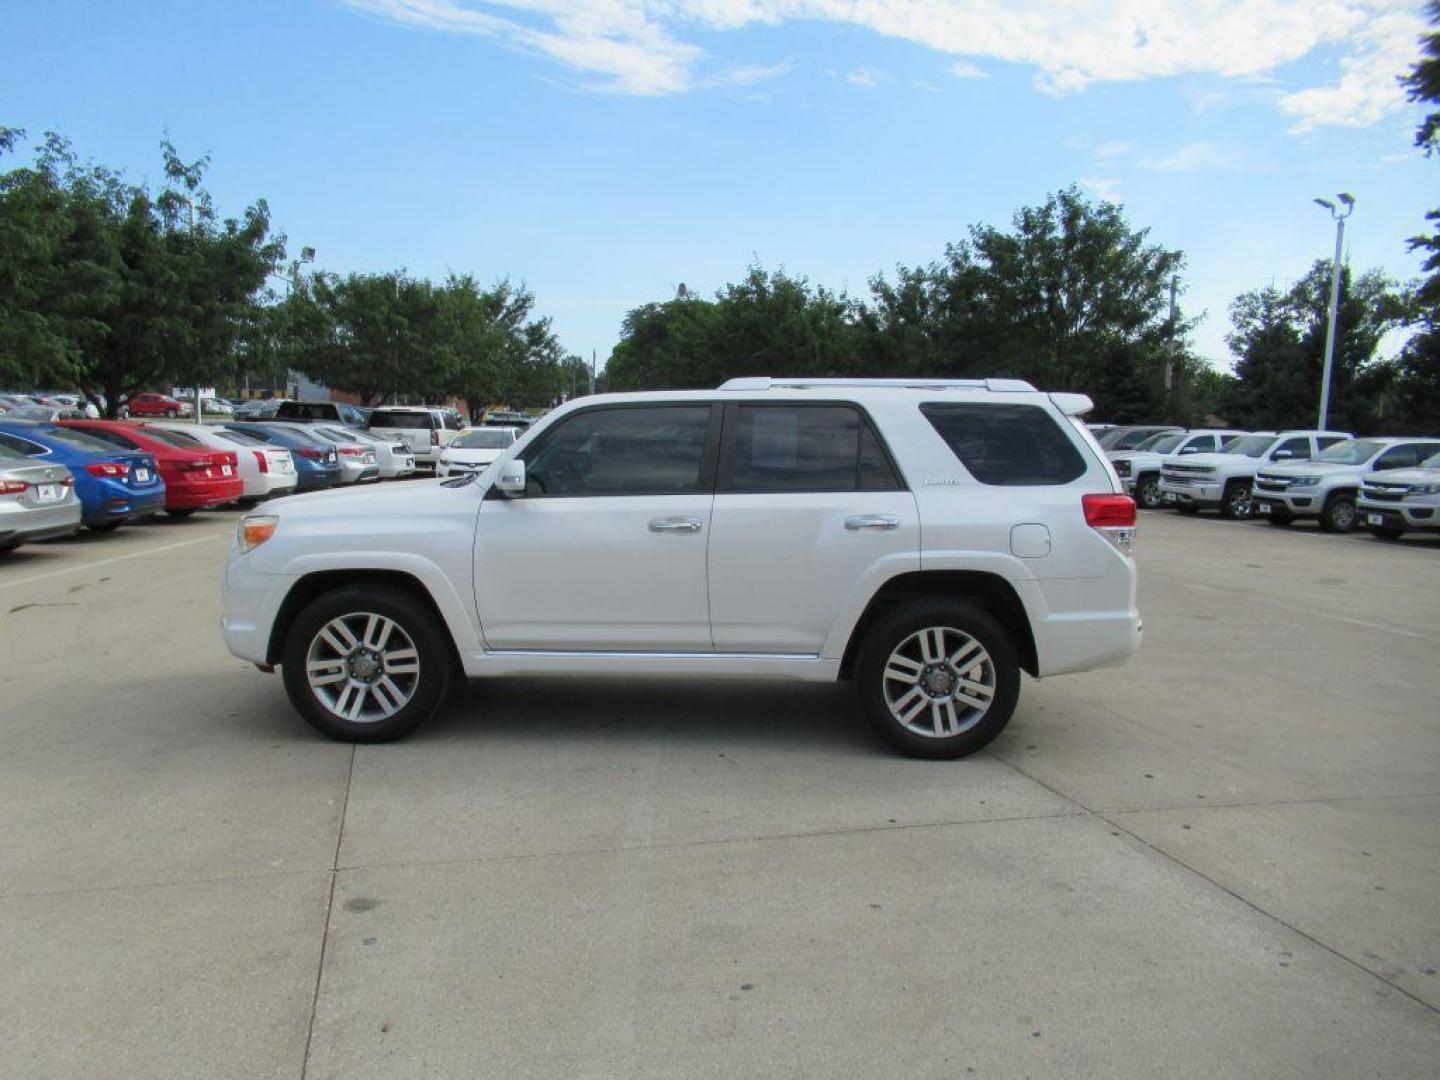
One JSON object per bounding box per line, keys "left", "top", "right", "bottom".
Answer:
{"left": 1274, "top": 437, "right": 1312, "bottom": 460}
{"left": 1181, "top": 434, "right": 1214, "bottom": 453}
{"left": 1226, "top": 435, "right": 1278, "bottom": 458}
{"left": 75, "top": 427, "right": 143, "bottom": 450}
{"left": 278, "top": 402, "right": 338, "bottom": 421}
{"left": 524, "top": 405, "right": 712, "bottom": 496}
{"left": 42, "top": 427, "right": 123, "bottom": 453}
{"left": 723, "top": 404, "right": 901, "bottom": 493}
{"left": 213, "top": 429, "right": 269, "bottom": 448}
{"left": 921, "top": 403, "right": 1086, "bottom": 485}
{"left": 1140, "top": 433, "right": 1185, "bottom": 453}
{"left": 0, "top": 432, "right": 43, "bottom": 456}
{"left": 369, "top": 411, "right": 434, "bottom": 430}
{"left": 454, "top": 429, "right": 516, "bottom": 450}
{"left": 1112, "top": 429, "right": 1161, "bottom": 450}
{"left": 1316, "top": 439, "right": 1380, "bottom": 465}
{"left": 1374, "top": 444, "right": 1437, "bottom": 470}
{"left": 143, "top": 428, "right": 204, "bottom": 449}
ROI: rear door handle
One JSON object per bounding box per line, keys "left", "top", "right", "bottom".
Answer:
{"left": 649, "top": 516, "right": 703, "bottom": 533}
{"left": 845, "top": 514, "right": 900, "bottom": 531}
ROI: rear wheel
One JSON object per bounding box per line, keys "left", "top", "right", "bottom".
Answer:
{"left": 281, "top": 584, "right": 454, "bottom": 742}
{"left": 855, "top": 600, "right": 1020, "bottom": 760}
{"left": 87, "top": 521, "right": 122, "bottom": 533}
{"left": 1220, "top": 480, "right": 1253, "bottom": 519}
{"left": 1320, "top": 492, "right": 1357, "bottom": 533}
{"left": 166, "top": 508, "right": 196, "bottom": 519}
{"left": 1135, "top": 474, "right": 1163, "bottom": 510}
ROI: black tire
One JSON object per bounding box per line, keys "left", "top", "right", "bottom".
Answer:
{"left": 1220, "top": 480, "right": 1252, "bottom": 519}
{"left": 166, "top": 508, "right": 196, "bottom": 519}
{"left": 1175, "top": 503, "right": 1201, "bottom": 515}
{"left": 1135, "top": 473, "right": 1164, "bottom": 510}
{"left": 165, "top": 408, "right": 178, "bottom": 418}
{"left": 281, "top": 583, "right": 454, "bottom": 742}
{"left": 87, "top": 520, "right": 123, "bottom": 533}
{"left": 1320, "top": 492, "right": 1357, "bottom": 533}
{"left": 117, "top": 406, "right": 130, "bottom": 419}
{"left": 854, "top": 599, "right": 1020, "bottom": 760}
{"left": 1367, "top": 524, "right": 1404, "bottom": 541}
{"left": 0, "top": 539, "right": 22, "bottom": 554}
{"left": 1265, "top": 511, "right": 1295, "bottom": 527}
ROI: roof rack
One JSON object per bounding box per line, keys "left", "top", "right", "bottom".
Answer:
{"left": 718, "top": 376, "right": 1037, "bottom": 392}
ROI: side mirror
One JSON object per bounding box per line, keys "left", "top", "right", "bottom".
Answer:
{"left": 495, "top": 459, "right": 526, "bottom": 497}
{"left": 1273, "top": 450, "right": 1295, "bottom": 460}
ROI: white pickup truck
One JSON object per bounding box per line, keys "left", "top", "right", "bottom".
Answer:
{"left": 1109, "top": 429, "right": 1245, "bottom": 510}
{"left": 1357, "top": 447, "right": 1440, "bottom": 539}
{"left": 1253, "top": 437, "right": 1440, "bottom": 532}
{"left": 1158, "top": 430, "right": 1350, "bottom": 518}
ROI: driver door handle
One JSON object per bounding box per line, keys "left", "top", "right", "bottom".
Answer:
{"left": 649, "top": 517, "right": 704, "bottom": 533}
{"left": 845, "top": 514, "right": 900, "bottom": 531}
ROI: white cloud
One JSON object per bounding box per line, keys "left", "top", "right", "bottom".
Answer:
{"left": 1092, "top": 139, "right": 1132, "bottom": 162}
{"left": 1079, "top": 176, "right": 1123, "bottom": 203}
{"left": 341, "top": 1, "right": 1424, "bottom": 129}
{"left": 843, "top": 66, "right": 884, "bottom": 88}
{"left": 1137, "top": 141, "right": 1251, "bottom": 171}
{"left": 946, "top": 60, "right": 989, "bottom": 80}
{"left": 709, "top": 61, "right": 792, "bottom": 88}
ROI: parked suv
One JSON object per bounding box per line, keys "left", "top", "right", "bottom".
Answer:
{"left": 367, "top": 406, "right": 463, "bottom": 468}
{"left": 1159, "top": 430, "right": 1349, "bottom": 518}
{"left": 273, "top": 400, "right": 371, "bottom": 428}
{"left": 223, "top": 378, "right": 1141, "bottom": 758}
{"left": 1110, "top": 429, "right": 1245, "bottom": 510}
{"left": 1095, "top": 425, "right": 1181, "bottom": 452}
{"left": 1358, "top": 448, "right": 1440, "bottom": 539}
{"left": 1253, "top": 437, "right": 1440, "bottom": 532}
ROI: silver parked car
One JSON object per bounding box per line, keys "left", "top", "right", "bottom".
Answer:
{"left": 310, "top": 424, "right": 416, "bottom": 479}
{"left": 0, "top": 444, "right": 82, "bottom": 552}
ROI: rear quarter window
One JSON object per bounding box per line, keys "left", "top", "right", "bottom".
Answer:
{"left": 920, "top": 403, "right": 1087, "bottom": 486}
{"left": 369, "top": 411, "right": 434, "bottom": 430}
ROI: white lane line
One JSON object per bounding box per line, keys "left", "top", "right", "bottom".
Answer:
{"left": 0, "top": 533, "right": 225, "bottom": 590}
{"left": 1174, "top": 581, "right": 1223, "bottom": 593}
{"left": 1315, "top": 611, "right": 1431, "bottom": 641}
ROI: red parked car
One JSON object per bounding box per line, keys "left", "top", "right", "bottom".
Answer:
{"left": 119, "top": 393, "right": 189, "bottom": 419}
{"left": 60, "top": 420, "right": 242, "bottom": 516}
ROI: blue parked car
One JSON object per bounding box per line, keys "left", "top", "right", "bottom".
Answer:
{"left": 222, "top": 422, "right": 342, "bottom": 492}
{"left": 0, "top": 420, "right": 166, "bottom": 530}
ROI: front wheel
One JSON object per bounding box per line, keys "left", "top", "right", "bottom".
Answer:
{"left": 281, "top": 584, "right": 454, "bottom": 742}
{"left": 855, "top": 600, "right": 1020, "bottom": 759}
{"left": 1321, "top": 493, "right": 1357, "bottom": 533}
{"left": 165, "top": 408, "right": 178, "bottom": 418}
{"left": 1135, "top": 474, "right": 1164, "bottom": 510}
{"left": 1220, "top": 480, "right": 1253, "bottom": 519}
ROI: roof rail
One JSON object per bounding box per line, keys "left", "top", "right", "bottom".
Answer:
{"left": 718, "top": 376, "right": 1037, "bottom": 392}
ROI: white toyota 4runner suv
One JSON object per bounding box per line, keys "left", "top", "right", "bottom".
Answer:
{"left": 222, "top": 378, "right": 1141, "bottom": 759}
{"left": 1158, "top": 430, "right": 1350, "bottom": 518}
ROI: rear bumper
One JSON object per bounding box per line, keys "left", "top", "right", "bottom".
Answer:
{"left": 166, "top": 478, "right": 245, "bottom": 509}
{"left": 294, "top": 469, "right": 340, "bottom": 492}
{"left": 82, "top": 484, "right": 166, "bottom": 524}
{"left": 0, "top": 500, "right": 83, "bottom": 544}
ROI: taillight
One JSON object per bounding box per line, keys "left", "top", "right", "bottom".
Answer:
{"left": 1083, "top": 493, "right": 1137, "bottom": 555}
{"left": 339, "top": 446, "right": 363, "bottom": 457}
{"left": 85, "top": 461, "right": 127, "bottom": 478}
{"left": 295, "top": 447, "right": 322, "bottom": 459}
{"left": 0, "top": 479, "right": 26, "bottom": 495}
{"left": 253, "top": 450, "right": 269, "bottom": 473}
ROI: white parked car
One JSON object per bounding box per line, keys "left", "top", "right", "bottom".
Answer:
{"left": 1159, "top": 430, "right": 1350, "bottom": 518}
{"left": 289, "top": 425, "right": 379, "bottom": 483}
{"left": 311, "top": 425, "right": 415, "bottom": 480}
{"left": 366, "top": 406, "right": 464, "bottom": 468}
{"left": 1253, "top": 437, "right": 1440, "bottom": 532}
{"left": 145, "top": 421, "right": 298, "bottom": 503}
{"left": 1358, "top": 448, "right": 1440, "bottom": 539}
{"left": 223, "top": 377, "right": 1141, "bottom": 758}
{"left": 436, "top": 427, "right": 520, "bottom": 477}
{"left": 1109, "top": 429, "right": 1246, "bottom": 510}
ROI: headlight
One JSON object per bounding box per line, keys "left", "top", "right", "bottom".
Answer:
{"left": 1290, "top": 475, "right": 1322, "bottom": 487}
{"left": 238, "top": 514, "right": 278, "bottom": 553}
{"left": 1415, "top": 482, "right": 1440, "bottom": 495}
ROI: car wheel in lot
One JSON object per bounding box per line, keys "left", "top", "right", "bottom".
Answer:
{"left": 281, "top": 584, "right": 453, "bottom": 742}
{"left": 1220, "top": 480, "right": 1252, "bottom": 519}
{"left": 165, "top": 408, "right": 178, "bottom": 418}
{"left": 1367, "top": 524, "right": 1405, "bottom": 540}
{"left": 1320, "top": 493, "right": 1357, "bottom": 533}
{"left": 87, "top": 521, "right": 122, "bottom": 533}
{"left": 855, "top": 600, "right": 1019, "bottom": 760}
{"left": 166, "top": 508, "right": 196, "bottom": 519}
{"left": 1135, "top": 474, "right": 1163, "bottom": 510}
{"left": 0, "top": 539, "right": 22, "bottom": 554}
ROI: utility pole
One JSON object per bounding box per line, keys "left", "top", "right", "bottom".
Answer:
{"left": 1164, "top": 275, "right": 1178, "bottom": 392}
{"left": 590, "top": 349, "right": 597, "bottom": 396}
{"left": 1313, "top": 193, "right": 1355, "bottom": 431}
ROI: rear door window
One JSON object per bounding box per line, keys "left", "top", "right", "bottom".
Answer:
{"left": 920, "top": 403, "right": 1086, "bottom": 485}
{"left": 1274, "top": 437, "right": 1312, "bottom": 460}
{"left": 719, "top": 404, "right": 902, "bottom": 493}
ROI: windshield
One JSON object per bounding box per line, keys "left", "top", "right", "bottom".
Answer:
{"left": 454, "top": 428, "right": 516, "bottom": 450}
{"left": 40, "top": 426, "right": 127, "bottom": 454}
{"left": 1222, "top": 434, "right": 1278, "bottom": 458}
{"left": 143, "top": 427, "right": 204, "bottom": 449}
{"left": 0, "top": 443, "right": 28, "bottom": 464}
{"left": 7, "top": 404, "right": 55, "bottom": 419}
{"left": 213, "top": 428, "right": 269, "bottom": 448}
{"left": 1141, "top": 433, "right": 1186, "bottom": 454}
{"left": 1420, "top": 450, "right": 1440, "bottom": 469}
{"left": 1317, "top": 439, "right": 1383, "bottom": 465}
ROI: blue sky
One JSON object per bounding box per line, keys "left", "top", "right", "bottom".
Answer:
{"left": 2, "top": 1, "right": 1435, "bottom": 370}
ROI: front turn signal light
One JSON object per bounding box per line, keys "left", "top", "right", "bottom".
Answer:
{"left": 238, "top": 514, "right": 279, "bottom": 553}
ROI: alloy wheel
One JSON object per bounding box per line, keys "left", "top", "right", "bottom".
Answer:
{"left": 305, "top": 612, "right": 421, "bottom": 723}
{"left": 882, "top": 626, "right": 996, "bottom": 738}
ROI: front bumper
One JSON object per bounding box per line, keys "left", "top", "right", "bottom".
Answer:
{"left": 1357, "top": 500, "right": 1440, "bottom": 532}
{"left": 1251, "top": 489, "right": 1321, "bottom": 518}
{"left": 1158, "top": 478, "right": 1222, "bottom": 507}
{"left": 222, "top": 554, "right": 296, "bottom": 666}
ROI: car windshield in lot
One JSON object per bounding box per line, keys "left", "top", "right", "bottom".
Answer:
{"left": 212, "top": 428, "right": 270, "bottom": 448}
{"left": 1421, "top": 450, "right": 1440, "bottom": 469}
{"left": 1224, "top": 434, "right": 1280, "bottom": 458}
{"left": 1317, "top": 439, "right": 1383, "bottom": 465}
{"left": 1138, "top": 432, "right": 1186, "bottom": 453}
{"left": 143, "top": 427, "right": 204, "bottom": 449}
{"left": 453, "top": 429, "right": 515, "bottom": 450}
{"left": 0, "top": 443, "right": 29, "bottom": 464}
{"left": 38, "top": 425, "right": 127, "bottom": 454}
{"left": 369, "top": 411, "right": 433, "bottom": 429}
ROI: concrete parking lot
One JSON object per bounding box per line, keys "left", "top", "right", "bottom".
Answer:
{"left": 1, "top": 508, "right": 1438, "bottom": 1078}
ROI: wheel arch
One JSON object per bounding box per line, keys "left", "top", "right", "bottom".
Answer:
{"left": 266, "top": 569, "right": 462, "bottom": 670}
{"left": 838, "top": 570, "right": 1039, "bottom": 680}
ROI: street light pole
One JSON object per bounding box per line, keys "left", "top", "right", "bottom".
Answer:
{"left": 1313, "top": 193, "right": 1355, "bottom": 431}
